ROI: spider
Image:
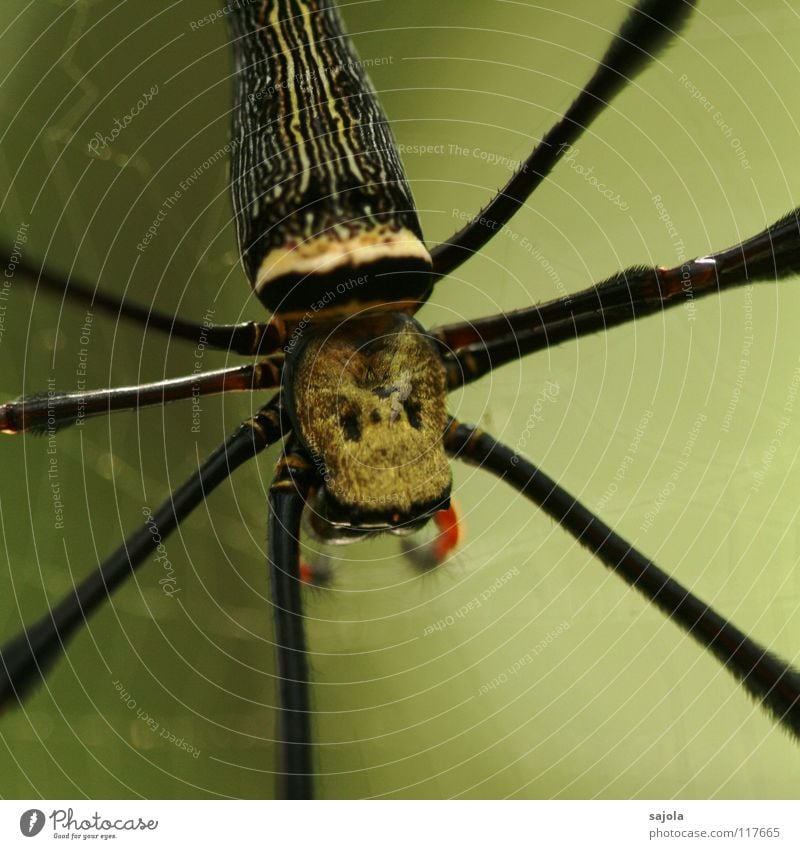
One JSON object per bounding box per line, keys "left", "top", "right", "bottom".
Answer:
{"left": 1, "top": 0, "right": 792, "bottom": 795}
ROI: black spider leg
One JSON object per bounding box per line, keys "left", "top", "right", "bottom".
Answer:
{"left": 431, "top": 0, "right": 697, "bottom": 277}
{"left": 4, "top": 251, "right": 287, "bottom": 356}
{"left": 445, "top": 420, "right": 800, "bottom": 737}
{"left": 435, "top": 208, "right": 800, "bottom": 386}
{"left": 267, "top": 442, "right": 317, "bottom": 800}
{"left": 0, "top": 360, "right": 283, "bottom": 433}
{"left": 0, "top": 394, "right": 287, "bottom": 710}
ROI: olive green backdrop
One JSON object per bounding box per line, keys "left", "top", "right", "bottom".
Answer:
{"left": 0, "top": 0, "right": 798, "bottom": 799}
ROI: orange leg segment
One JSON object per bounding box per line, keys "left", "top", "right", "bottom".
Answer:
{"left": 401, "top": 502, "right": 462, "bottom": 571}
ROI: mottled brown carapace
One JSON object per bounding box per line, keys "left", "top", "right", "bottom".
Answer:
{"left": 285, "top": 313, "right": 451, "bottom": 539}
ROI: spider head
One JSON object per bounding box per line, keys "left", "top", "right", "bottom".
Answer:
{"left": 284, "top": 312, "right": 451, "bottom": 540}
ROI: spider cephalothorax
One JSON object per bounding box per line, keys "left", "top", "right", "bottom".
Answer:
{"left": 284, "top": 311, "right": 451, "bottom": 540}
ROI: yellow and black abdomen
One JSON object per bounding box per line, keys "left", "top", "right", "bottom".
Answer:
{"left": 229, "top": 0, "right": 432, "bottom": 322}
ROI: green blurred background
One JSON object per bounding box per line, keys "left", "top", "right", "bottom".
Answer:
{"left": 0, "top": 0, "right": 799, "bottom": 799}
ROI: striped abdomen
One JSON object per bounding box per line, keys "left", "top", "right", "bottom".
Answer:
{"left": 229, "top": 1, "right": 432, "bottom": 322}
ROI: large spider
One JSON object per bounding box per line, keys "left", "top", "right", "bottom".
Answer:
{"left": 1, "top": 3, "right": 796, "bottom": 795}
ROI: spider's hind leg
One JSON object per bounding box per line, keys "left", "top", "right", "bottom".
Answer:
{"left": 6, "top": 250, "right": 284, "bottom": 356}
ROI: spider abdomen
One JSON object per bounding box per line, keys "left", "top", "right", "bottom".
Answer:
{"left": 230, "top": 0, "right": 432, "bottom": 322}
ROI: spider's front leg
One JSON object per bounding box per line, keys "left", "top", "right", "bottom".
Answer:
{"left": 433, "top": 208, "right": 800, "bottom": 387}
{"left": 0, "top": 360, "right": 282, "bottom": 433}
{"left": 4, "top": 250, "right": 286, "bottom": 356}
{"left": 0, "top": 394, "right": 288, "bottom": 710}
{"left": 430, "top": 0, "right": 697, "bottom": 279}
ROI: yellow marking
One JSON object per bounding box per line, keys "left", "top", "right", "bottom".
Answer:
{"left": 444, "top": 421, "right": 483, "bottom": 454}
{"left": 259, "top": 360, "right": 283, "bottom": 384}
{"left": 251, "top": 411, "right": 280, "bottom": 429}
{"left": 278, "top": 298, "right": 421, "bottom": 326}
{"left": 270, "top": 478, "right": 306, "bottom": 493}
{"left": 465, "top": 426, "right": 485, "bottom": 456}
{"left": 269, "top": 2, "right": 311, "bottom": 194}
{"left": 291, "top": 2, "right": 325, "bottom": 193}
{"left": 463, "top": 352, "right": 481, "bottom": 378}
{"left": 300, "top": 2, "right": 365, "bottom": 186}
{"left": 443, "top": 419, "right": 461, "bottom": 448}
{"left": 254, "top": 226, "right": 432, "bottom": 294}
{"left": 276, "top": 454, "right": 314, "bottom": 475}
